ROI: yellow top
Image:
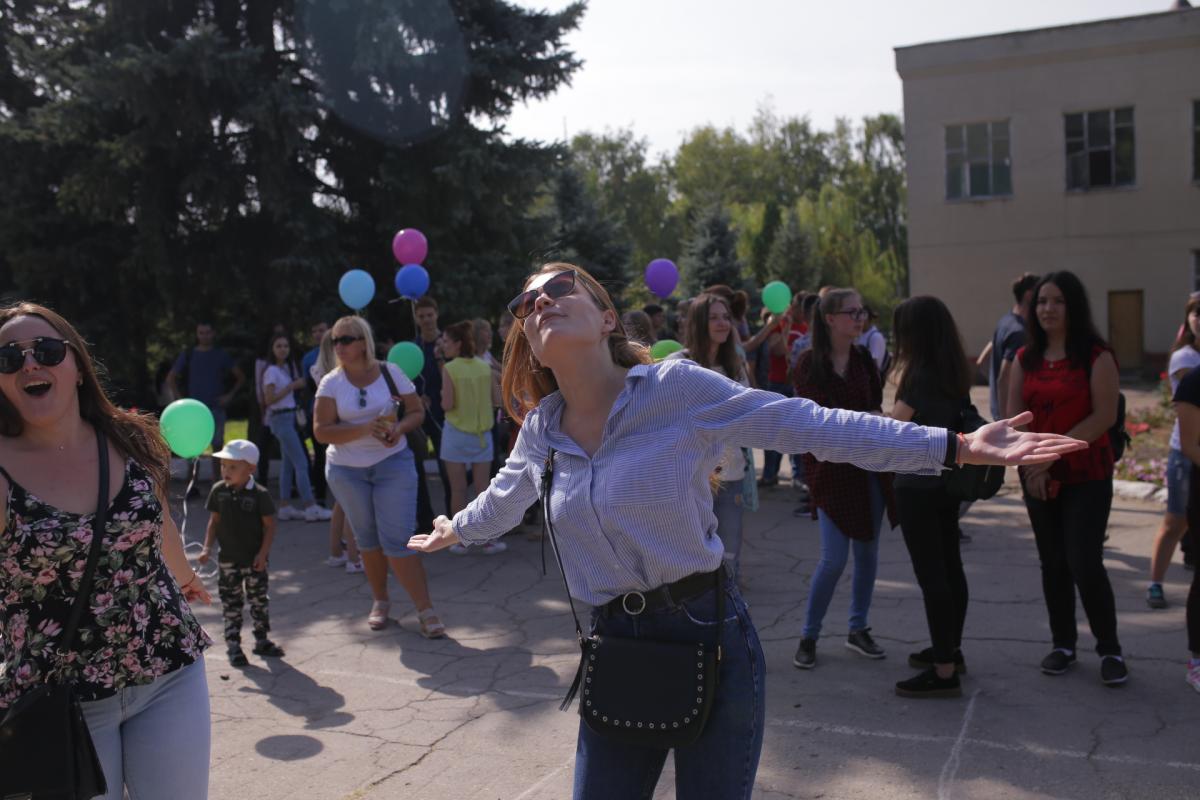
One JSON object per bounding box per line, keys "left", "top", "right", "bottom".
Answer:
{"left": 444, "top": 357, "right": 494, "bottom": 436}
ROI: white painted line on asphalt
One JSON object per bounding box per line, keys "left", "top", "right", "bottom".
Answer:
{"left": 318, "top": 669, "right": 1200, "bottom": 774}
{"left": 511, "top": 757, "right": 574, "bottom": 800}
{"left": 937, "top": 689, "right": 980, "bottom": 800}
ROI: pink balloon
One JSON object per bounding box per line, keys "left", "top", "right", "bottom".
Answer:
{"left": 392, "top": 228, "right": 429, "bottom": 265}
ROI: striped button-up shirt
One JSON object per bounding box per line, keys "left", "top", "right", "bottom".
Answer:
{"left": 453, "top": 360, "right": 948, "bottom": 606}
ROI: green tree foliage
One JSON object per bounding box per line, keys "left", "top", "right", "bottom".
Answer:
{"left": 0, "top": 0, "right": 583, "bottom": 405}
{"left": 541, "top": 159, "right": 631, "bottom": 289}
{"left": 680, "top": 204, "right": 742, "bottom": 295}
{"left": 764, "top": 209, "right": 817, "bottom": 293}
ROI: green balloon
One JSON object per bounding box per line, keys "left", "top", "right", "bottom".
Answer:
{"left": 650, "top": 339, "right": 684, "bottom": 361}
{"left": 388, "top": 341, "right": 426, "bottom": 380}
{"left": 160, "top": 399, "right": 215, "bottom": 459}
{"left": 762, "top": 281, "right": 793, "bottom": 314}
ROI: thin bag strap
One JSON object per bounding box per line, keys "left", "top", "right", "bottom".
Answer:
{"left": 540, "top": 448, "right": 586, "bottom": 643}
{"left": 59, "top": 429, "right": 110, "bottom": 660}
{"left": 379, "top": 362, "right": 402, "bottom": 403}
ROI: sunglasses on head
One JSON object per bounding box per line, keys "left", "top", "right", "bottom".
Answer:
{"left": 331, "top": 335, "right": 363, "bottom": 347}
{"left": 0, "top": 338, "right": 71, "bottom": 374}
{"left": 507, "top": 270, "right": 577, "bottom": 320}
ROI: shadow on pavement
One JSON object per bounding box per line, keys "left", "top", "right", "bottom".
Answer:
{"left": 238, "top": 658, "right": 356, "bottom": 730}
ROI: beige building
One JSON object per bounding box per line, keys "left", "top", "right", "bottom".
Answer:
{"left": 895, "top": 6, "right": 1200, "bottom": 372}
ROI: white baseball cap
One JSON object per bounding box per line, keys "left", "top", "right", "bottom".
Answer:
{"left": 212, "top": 439, "right": 260, "bottom": 466}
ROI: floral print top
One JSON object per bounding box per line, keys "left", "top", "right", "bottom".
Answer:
{"left": 0, "top": 458, "right": 211, "bottom": 707}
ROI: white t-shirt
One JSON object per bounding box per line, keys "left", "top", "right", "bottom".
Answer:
{"left": 1169, "top": 345, "right": 1200, "bottom": 451}
{"left": 316, "top": 362, "right": 416, "bottom": 468}
{"left": 856, "top": 327, "right": 887, "bottom": 372}
{"left": 263, "top": 365, "right": 298, "bottom": 412}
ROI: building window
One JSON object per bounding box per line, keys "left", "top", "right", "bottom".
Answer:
{"left": 1065, "top": 107, "right": 1134, "bottom": 190}
{"left": 945, "top": 121, "right": 1011, "bottom": 200}
{"left": 1193, "top": 100, "right": 1199, "bottom": 182}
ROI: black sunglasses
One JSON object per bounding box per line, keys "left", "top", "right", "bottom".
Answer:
{"left": 0, "top": 338, "right": 71, "bottom": 374}
{"left": 331, "top": 335, "right": 364, "bottom": 347}
{"left": 507, "top": 270, "right": 577, "bottom": 320}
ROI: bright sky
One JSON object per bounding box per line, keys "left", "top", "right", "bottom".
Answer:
{"left": 506, "top": 0, "right": 1170, "bottom": 157}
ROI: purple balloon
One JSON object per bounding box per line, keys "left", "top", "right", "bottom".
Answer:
{"left": 644, "top": 259, "right": 679, "bottom": 299}
{"left": 392, "top": 228, "right": 429, "bottom": 265}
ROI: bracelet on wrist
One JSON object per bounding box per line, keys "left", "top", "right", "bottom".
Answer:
{"left": 956, "top": 432, "right": 967, "bottom": 466}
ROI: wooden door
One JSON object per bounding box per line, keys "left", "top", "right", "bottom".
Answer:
{"left": 1108, "top": 290, "right": 1143, "bottom": 371}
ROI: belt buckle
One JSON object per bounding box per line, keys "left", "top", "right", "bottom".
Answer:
{"left": 621, "top": 591, "right": 647, "bottom": 615}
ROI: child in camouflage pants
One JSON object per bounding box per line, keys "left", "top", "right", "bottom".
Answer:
{"left": 199, "top": 440, "right": 285, "bottom": 667}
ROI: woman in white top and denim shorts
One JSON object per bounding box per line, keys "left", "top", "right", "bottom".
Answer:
{"left": 315, "top": 316, "right": 445, "bottom": 638}
{"left": 409, "top": 264, "right": 1085, "bottom": 800}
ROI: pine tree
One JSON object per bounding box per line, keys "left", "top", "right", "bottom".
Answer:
{"left": 681, "top": 204, "right": 742, "bottom": 295}
{"left": 542, "top": 160, "right": 633, "bottom": 291}
{"left": 765, "top": 210, "right": 818, "bottom": 292}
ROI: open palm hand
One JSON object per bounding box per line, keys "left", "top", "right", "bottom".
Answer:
{"left": 963, "top": 411, "right": 1088, "bottom": 467}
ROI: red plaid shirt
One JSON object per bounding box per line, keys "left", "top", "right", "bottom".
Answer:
{"left": 792, "top": 346, "right": 897, "bottom": 540}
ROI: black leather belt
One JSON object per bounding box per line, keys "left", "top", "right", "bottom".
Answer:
{"left": 603, "top": 568, "right": 722, "bottom": 617}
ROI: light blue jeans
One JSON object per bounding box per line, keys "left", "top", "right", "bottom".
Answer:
{"left": 269, "top": 409, "right": 315, "bottom": 507}
{"left": 802, "top": 475, "right": 885, "bottom": 640}
{"left": 714, "top": 481, "right": 744, "bottom": 576}
{"left": 326, "top": 447, "right": 419, "bottom": 558}
{"left": 80, "top": 657, "right": 210, "bottom": 800}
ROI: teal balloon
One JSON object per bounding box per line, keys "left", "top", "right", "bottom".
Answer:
{"left": 762, "top": 281, "right": 792, "bottom": 315}
{"left": 387, "top": 341, "right": 425, "bottom": 380}
{"left": 650, "top": 339, "right": 683, "bottom": 361}
{"left": 338, "top": 269, "right": 375, "bottom": 309}
{"left": 160, "top": 399, "right": 215, "bottom": 459}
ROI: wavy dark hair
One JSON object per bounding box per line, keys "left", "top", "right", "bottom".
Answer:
{"left": 1172, "top": 296, "right": 1200, "bottom": 353}
{"left": 802, "top": 288, "right": 860, "bottom": 385}
{"left": 264, "top": 332, "right": 301, "bottom": 378}
{"left": 892, "top": 296, "right": 971, "bottom": 403}
{"left": 684, "top": 293, "right": 742, "bottom": 380}
{"left": 0, "top": 302, "right": 171, "bottom": 490}
{"left": 501, "top": 263, "right": 651, "bottom": 422}
{"left": 1019, "top": 271, "right": 1106, "bottom": 371}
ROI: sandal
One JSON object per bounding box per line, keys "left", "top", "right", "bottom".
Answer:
{"left": 368, "top": 600, "right": 390, "bottom": 631}
{"left": 418, "top": 608, "right": 446, "bottom": 639}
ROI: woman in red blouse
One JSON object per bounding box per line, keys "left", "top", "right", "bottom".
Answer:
{"left": 790, "top": 288, "right": 896, "bottom": 670}
{"left": 1006, "top": 271, "right": 1127, "bottom": 686}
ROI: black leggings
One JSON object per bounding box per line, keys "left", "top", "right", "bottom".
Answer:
{"left": 897, "top": 486, "right": 968, "bottom": 664}
{"left": 1185, "top": 465, "right": 1200, "bottom": 653}
{"left": 1023, "top": 478, "right": 1121, "bottom": 657}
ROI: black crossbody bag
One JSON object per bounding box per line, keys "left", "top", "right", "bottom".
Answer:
{"left": 540, "top": 447, "right": 722, "bottom": 748}
{"left": 0, "top": 430, "right": 110, "bottom": 799}
{"left": 380, "top": 363, "right": 429, "bottom": 458}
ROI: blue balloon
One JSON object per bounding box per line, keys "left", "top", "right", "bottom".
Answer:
{"left": 394, "top": 264, "right": 430, "bottom": 299}
{"left": 338, "top": 269, "right": 375, "bottom": 309}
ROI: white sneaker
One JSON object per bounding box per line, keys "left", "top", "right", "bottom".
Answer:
{"left": 305, "top": 504, "right": 333, "bottom": 522}
{"left": 325, "top": 555, "right": 347, "bottom": 567}
{"left": 278, "top": 506, "right": 303, "bottom": 521}
{"left": 479, "top": 541, "right": 508, "bottom": 555}
{"left": 448, "top": 544, "right": 470, "bottom": 555}
{"left": 345, "top": 560, "right": 364, "bottom": 574}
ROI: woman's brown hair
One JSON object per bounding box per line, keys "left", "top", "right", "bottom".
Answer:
{"left": 685, "top": 293, "right": 743, "bottom": 380}
{"left": 444, "top": 321, "right": 477, "bottom": 359}
{"left": 0, "top": 302, "right": 171, "bottom": 490}
{"left": 501, "top": 263, "right": 651, "bottom": 421}
{"left": 1172, "top": 296, "right": 1200, "bottom": 353}
{"left": 795, "top": 288, "right": 860, "bottom": 386}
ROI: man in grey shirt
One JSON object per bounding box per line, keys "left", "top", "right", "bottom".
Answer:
{"left": 988, "top": 273, "right": 1039, "bottom": 421}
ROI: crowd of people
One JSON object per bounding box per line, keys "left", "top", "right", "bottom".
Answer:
{"left": 1, "top": 261, "right": 1197, "bottom": 798}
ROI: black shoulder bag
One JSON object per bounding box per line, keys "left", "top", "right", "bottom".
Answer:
{"left": 944, "top": 401, "right": 1006, "bottom": 502}
{"left": 540, "top": 448, "right": 722, "bottom": 748}
{"left": 0, "top": 430, "right": 110, "bottom": 799}
{"left": 380, "top": 363, "right": 429, "bottom": 459}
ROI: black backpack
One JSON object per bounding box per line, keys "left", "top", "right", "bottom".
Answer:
{"left": 944, "top": 401, "right": 1006, "bottom": 502}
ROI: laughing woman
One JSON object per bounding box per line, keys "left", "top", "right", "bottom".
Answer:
{"left": 409, "top": 264, "right": 1085, "bottom": 800}
{"left": 0, "top": 302, "right": 213, "bottom": 800}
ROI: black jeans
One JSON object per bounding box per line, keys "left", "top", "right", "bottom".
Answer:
{"left": 415, "top": 414, "right": 452, "bottom": 529}
{"left": 897, "top": 486, "right": 968, "bottom": 664}
{"left": 1023, "top": 478, "right": 1122, "bottom": 656}
{"left": 303, "top": 409, "right": 327, "bottom": 504}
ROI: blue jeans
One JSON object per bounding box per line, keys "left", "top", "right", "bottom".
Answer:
{"left": 802, "top": 475, "right": 885, "bottom": 640}
{"left": 573, "top": 574, "right": 765, "bottom": 799}
{"left": 714, "top": 481, "right": 744, "bottom": 576}
{"left": 326, "top": 447, "right": 418, "bottom": 557}
{"left": 268, "top": 409, "right": 315, "bottom": 506}
{"left": 80, "top": 657, "right": 210, "bottom": 800}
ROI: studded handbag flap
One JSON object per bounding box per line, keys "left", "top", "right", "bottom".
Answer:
{"left": 540, "top": 448, "right": 721, "bottom": 749}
